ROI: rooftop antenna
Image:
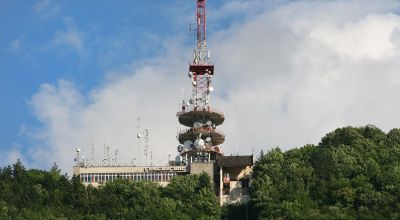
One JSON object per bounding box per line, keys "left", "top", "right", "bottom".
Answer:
{"left": 144, "top": 128, "right": 149, "bottom": 165}
{"left": 103, "top": 138, "right": 106, "bottom": 160}
{"left": 180, "top": 88, "right": 186, "bottom": 112}
{"left": 75, "top": 147, "right": 81, "bottom": 166}
{"left": 168, "top": 151, "right": 172, "bottom": 166}
{"left": 91, "top": 140, "right": 94, "bottom": 161}
{"left": 136, "top": 117, "right": 141, "bottom": 165}
{"left": 150, "top": 151, "right": 153, "bottom": 166}
{"left": 115, "top": 149, "right": 119, "bottom": 161}
{"left": 106, "top": 146, "right": 111, "bottom": 160}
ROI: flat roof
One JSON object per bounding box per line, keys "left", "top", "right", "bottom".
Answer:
{"left": 217, "top": 155, "right": 253, "bottom": 167}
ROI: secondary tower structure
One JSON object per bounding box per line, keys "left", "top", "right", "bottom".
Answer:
{"left": 176, "top": 0, "right": 225, "bottom": 163}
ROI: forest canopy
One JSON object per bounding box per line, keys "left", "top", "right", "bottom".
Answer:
{"left": 1, "top": 125, "right": 399, "bottom": 219}
{"left": 251, "top": 125, "right": 400, "bottom": 219}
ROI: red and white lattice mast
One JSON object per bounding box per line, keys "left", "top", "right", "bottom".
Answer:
{"left": 176, "top": 0, "right": 225, "bottom": 163}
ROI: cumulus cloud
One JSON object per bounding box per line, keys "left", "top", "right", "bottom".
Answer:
{"left": 26, "top": 0, "right": 400, "bottom": 173}
{"left": 28, "top": 43, "right": 189, "bottom": 172}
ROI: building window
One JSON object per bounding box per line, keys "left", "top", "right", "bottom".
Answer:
{"left": 241, "top": 178, "right": 250, "bottom": 188}
{"left": 223, "top": 186, "right": 230, "bottom": 195}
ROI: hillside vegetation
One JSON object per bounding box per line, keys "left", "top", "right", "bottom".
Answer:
{"left": 0, "top": 163, "right": 220, "bottom": 219}
{"left": 1, "top": 125, "right": 399, "bottom": 219}
{"left": 252, "top": 125, "right": 400, "bottom": 219}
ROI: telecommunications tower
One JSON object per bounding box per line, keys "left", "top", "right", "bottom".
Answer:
{"left": 176, "top": 0, "right": 225, "bottom": 163}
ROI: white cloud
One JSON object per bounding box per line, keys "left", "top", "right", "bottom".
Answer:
{"left": 33, "top": 0, "right": 60, "bottom": 19}
{"left": 0, "top": 150, "right": 26, "bottom": 167}
{"left": 27, "top": 0, "right": 400, "bottom": 173}
{"left": 50, "top": 18, "right": 84, "bottom": 53}
{"left": 309, "top": 14, "right": 400, "bottom": 60}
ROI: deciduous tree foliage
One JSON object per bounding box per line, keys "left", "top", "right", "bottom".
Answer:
{"left": 0, "top": 161, "right": 220, "bottom": 219}
{"left": 1, "top": 125, "right": 399, "bottom": 219}
{"left": 251, "top": 125, "right": 400, "bottom": 219}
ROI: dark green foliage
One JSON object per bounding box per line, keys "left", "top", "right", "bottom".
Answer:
{"left": 0, "top": 162, "right": 219, "bottom": 220}
{"left": 2, "top": 125, "right": 400, "bottom": 219}
{"left": 221, "top": 202, "right": 256, "bottom": 220}
{"left": 251, "top": 125, "right": 400, "bottom": 219}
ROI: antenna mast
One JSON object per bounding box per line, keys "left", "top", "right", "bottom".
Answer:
{"left": 194, "top": 0, "right": 207, "bottom": 65}
{"left": 176, "top": 0, "right": 225, "bottom": 164}
{"left": 144, "top": 128, "right": 149, "bottom": 165}
{"left": 136, "top": 117, "right": 141, "bottom": 165}
{"left": 190, "top": 0, "right": 214, "bottom": 110}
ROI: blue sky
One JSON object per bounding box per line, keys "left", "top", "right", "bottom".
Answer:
{"left": 3, "top": 0, "right": 400, "bottom": 172}
{"left": 0, "top": 0, "right": 230, "bottom": 163}
{"left": 1, "top": 0, "right": 273, "bottom": 168}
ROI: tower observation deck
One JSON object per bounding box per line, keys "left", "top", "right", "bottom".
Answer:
{"left": 176, "top": 0, "right": 225, "bottom": 163}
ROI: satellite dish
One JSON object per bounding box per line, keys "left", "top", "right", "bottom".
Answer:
{"left": 206, "top": 120, "right": 212, "bottom": 126}
{"left": 194, "top": 139, "right": 205, "bottom": 148}
{"left": 175, "top": 155, "right": 182, "bottom": 163}
{"left": 177, "top": 144, "right": 184, "bottom": 152}
{"left": 137, "top": 133, "right": 141, "bottom": 138}
{"left": 206, "top": 137, "right": 212, "bottom": 142}
{"left": 192, "top": 81, "right": 197, "bottom": 86}
{"left": 76, "top": 148, "right": 81, "bottom": 152}
{"left": 184, "top": 140, "right": 193, "bottom": 149}
{"left": 188, "top": 72, "right": 192, "bottom": 78}
{"left": 193, "top": 122, "right": 201, "bottom": 129}
{"left": 208, "top": 87, "right": 214, "bottom": 92}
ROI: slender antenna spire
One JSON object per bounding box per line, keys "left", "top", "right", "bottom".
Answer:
{"left": 136, "top": 117, "right": 141, "bottom": 165}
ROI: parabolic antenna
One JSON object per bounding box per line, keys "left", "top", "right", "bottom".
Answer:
{"left": 206, "top": 137, "right": 212, "bottom": 142}
{"left": 193, "top": 122, "right": 201, "bottom": 129}
{"left": 194, "top": 138, "right": 205, "bottom": 148}
{"left": 177, "top": 144, "right": 184, "bottom": 152}
{"left": 76, "top": 148, "right": 81, "bottom": 152}
{"left": 175, "top": 155, "right": 182, "bottom": 163}
{"left": 206, "top": 120, "right": 212, "bottom": 126}
{"left": 208, "top": 87, "right": 214, "bottom": 92}
{"left": 184, "top": 140, "right": 193, "bottom": 149}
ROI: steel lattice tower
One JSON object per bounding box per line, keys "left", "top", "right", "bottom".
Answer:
{"left": 176, "top": 0, "right": 225, "bottom": 163}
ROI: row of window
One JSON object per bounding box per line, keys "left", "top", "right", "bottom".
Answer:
{"left": 80, "top": 172, "right": 178, "bottom": 183}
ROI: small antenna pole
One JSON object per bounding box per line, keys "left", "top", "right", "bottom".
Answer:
{"left": 144, "top": 128, "right": 149, "bottom": 165}
{"left": 150, "top": 151, "right": 153, "bottom": 166}
{"left": 103, "top": 138, "right": 106, "bottom": 160}
{"left": 136, "top": 117, "right": 141, "bottom": 165}
{"left": 91, "top": 140, "right": 94, "bottom": 161}
{"left": 75, "top": 147, "right": 81, "bottom": 166}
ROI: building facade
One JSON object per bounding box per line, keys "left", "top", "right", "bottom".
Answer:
{"left": 73, "top": 165, "right": 187, "bottom": 187}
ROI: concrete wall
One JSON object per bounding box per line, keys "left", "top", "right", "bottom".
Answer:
{"left": 189, "top": 162, "right": 215, "bottom": 182}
